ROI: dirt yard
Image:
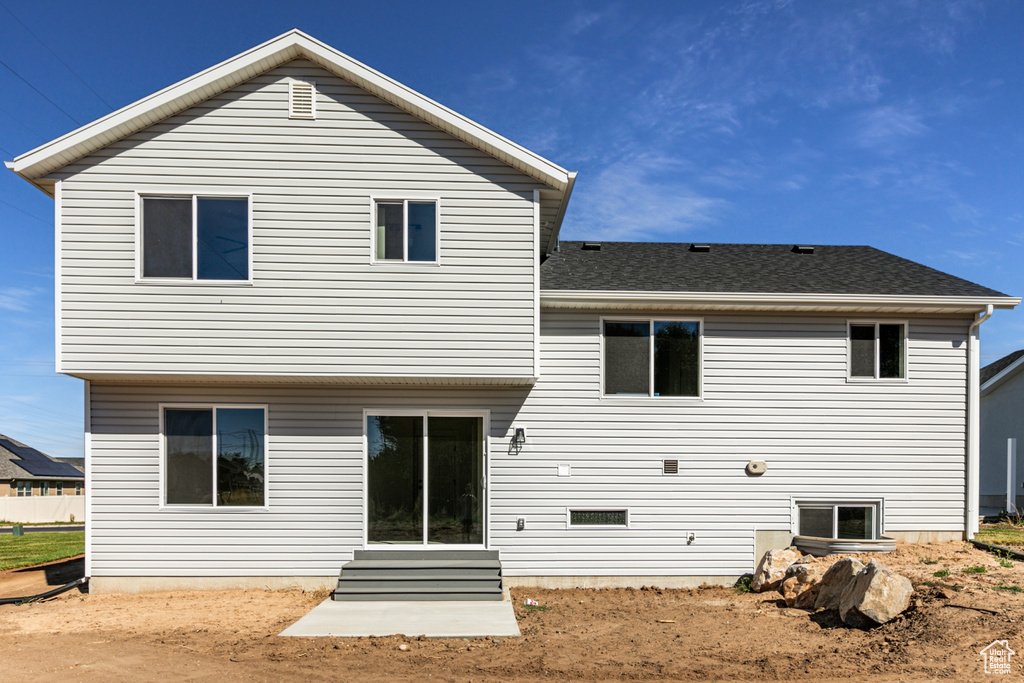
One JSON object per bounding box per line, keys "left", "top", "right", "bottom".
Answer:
{"left": 1, "top": 542, "right": 1023, "bottom": 681}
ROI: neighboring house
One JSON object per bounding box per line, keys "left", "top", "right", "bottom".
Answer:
{"left": 5, "top": 31, "right": 1019, "bottom": 593}
{"left": 0, "top": 434, "right": 85, "bottom": 497}
{"left": 980, "top": 349, "right": 1024, "bottom": 512}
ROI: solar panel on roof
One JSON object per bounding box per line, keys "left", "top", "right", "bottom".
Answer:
{"left": 0, "top": 438, "right": 83, "bottom": 478}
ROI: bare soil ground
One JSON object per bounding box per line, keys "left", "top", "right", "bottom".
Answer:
{"left": 2, "top": 542, "right": 1023, "bottom": 681}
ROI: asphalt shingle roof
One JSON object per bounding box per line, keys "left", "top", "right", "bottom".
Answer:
{"left": 981, "top": 349, "right": 1024, "bottom": 385}
{"left": 0, "top": 434, "right": 84, "bottom": 481}
{"left": 540, "top": 242, "right": 1009, "bottom": 298}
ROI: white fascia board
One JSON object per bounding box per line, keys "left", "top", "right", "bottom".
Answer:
{"left": 981, "top": 354, "right": 1024, "bottom": 394}
{"left": 10, "top": 29, "right": 573, "bottom": 194}
{"left": 544, "top": 171, "right": 577, "bottom": 255}
{"left": 540, "top": 290, "right": 1021, "bottom": 313}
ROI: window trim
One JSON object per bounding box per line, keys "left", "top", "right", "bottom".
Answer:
{"left": 846, "top": 320, "right": 908, "bottom": 382}
{"left": 368, "top": 195, "right": 441, "bottom": 265}
{"left": 792, "top": 497, "right": 884, "bottom": 539}
{"left": 566, "top": 507, "right": 630, "bottom": 529}
{"left": 361, "top": 408, "right": 491, "bottom": 549}
{"left": 600, "top": 316, "right": 704, "bottom": 399}
{"left": 158, "top": 403, "right": 269, "bottom": 511}
{"left": 135, "top": 190, "right": 255, "bottom": 284}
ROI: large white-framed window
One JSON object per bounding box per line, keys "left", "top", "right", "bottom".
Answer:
{"left": 16, "top": 481, "right": 30, "bottom": 497}
{"left": 601, "top": 317, "right": 702, "bottom": 397}
{"left": 136, "top": 192, "right": 254, "bottom": 282}
{"left": 160, "top": 404, "right": 268, "bottom": 508}
{"left": 795, "top": 499, "right": 882, "bottom": 539}
{"left": 370, "top": 198, "right": 439, "bottom": 264}
{"left": 848, "top": 321, "right": 907, "bottom": 381}
{"left": 41, "top": 481, "right": 50, "bottom": 496}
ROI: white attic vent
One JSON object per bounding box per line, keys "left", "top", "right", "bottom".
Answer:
{"left": 289, "top": 80, "right": 316, "bottom": 120}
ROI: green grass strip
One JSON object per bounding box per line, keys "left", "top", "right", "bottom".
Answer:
{"left": 0, "top": 532, "right": 84, "bottom": 571}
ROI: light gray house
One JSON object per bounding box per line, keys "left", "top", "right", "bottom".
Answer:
{"left": 6, "top": 30, "right": 1019, "bottom": 595}
{"left": 980, "top": 350, "right": 1024, "bottom": 513}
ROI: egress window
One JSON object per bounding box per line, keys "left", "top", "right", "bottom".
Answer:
{"left": 849, "top": 322, "right": 905, "bottom": 379}
{"left": 603, "top": 319, "right": 700, "bottom": 397}
{"left": 163, "top": 406, "right": 266, "bottom": 507}
{"left": 141, "top": 195, "right": 250, "bottom": 280}
{"left": 374, "top": 199, "right": 437, "bottom": 262}
{"left": 798, "top": 502, "right": 879, "bottom": 540}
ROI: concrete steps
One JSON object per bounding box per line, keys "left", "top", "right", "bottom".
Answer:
{"left": 333, "top": 549, "right": 503, "bottom": 601}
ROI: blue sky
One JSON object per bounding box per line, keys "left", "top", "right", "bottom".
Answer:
{"left": 2, "top": 0, "right": 1023, "bottom": 458}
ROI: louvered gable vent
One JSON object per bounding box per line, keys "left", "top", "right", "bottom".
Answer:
{"left": 289, "top": 80, "right": 316, "bottom": 119}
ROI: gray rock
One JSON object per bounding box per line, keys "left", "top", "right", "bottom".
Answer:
{"left": 839, "top": 560, "right": 913, "bottom": 629}
{"left": 814, "top": 557, "right": 866, "bottom": 611}
{"left": 751, "top": 548, "right": 802, "bottom": 593}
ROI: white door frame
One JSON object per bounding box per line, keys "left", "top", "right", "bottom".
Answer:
{"left": 362, "top": 408, "right": 490, "bottom": 550}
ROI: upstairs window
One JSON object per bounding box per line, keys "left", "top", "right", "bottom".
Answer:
{"left": 603, "top": 319, "right": 701, "bottom": 397}
{"left": 374, "top": 199, "right": 437, "bottom": 263}
{"left": 141, "top": 195, "right": 250, "bottom": 280}
{"left": 849, "top": 322, "right": 906, "bottom": 379}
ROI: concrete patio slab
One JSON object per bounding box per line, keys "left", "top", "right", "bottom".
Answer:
{"left": 279, "top": 598, "right": 521, "bottom": 638}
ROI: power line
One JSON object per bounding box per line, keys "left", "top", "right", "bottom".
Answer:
{"left": 0, "top": 197, "right": 49, "bottom": 224}
{"left": 0, "top": 56, "right": 81, "bottom": 125}
{"left": 0, "top": 2, "right": 114, "bottom": 110}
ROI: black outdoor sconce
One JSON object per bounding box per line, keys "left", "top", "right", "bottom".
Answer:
{"left": 509, "top": 427, "right": 526, "bottom": 455}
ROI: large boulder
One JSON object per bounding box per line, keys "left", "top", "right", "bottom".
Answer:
{"left": 839, "top": 560, "right": 913, "bottom": 629}
{"left": 751, "top": 548, "right": 802, "bottom": 593}
{"left": 779, "top": 564, "right": 821, "bottom": 609}
{"left": 814, "top": 557, "right": 866, "bottom": 611}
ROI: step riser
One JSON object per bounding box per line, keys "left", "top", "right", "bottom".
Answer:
{"left": 334, "top": 592, "right": 503, "bottom": 602}
{"left": 342, "top": 569, "right": 501, "bottom": 579}
{"left": 336, "top": 580, "right": 501, "bottom": 591}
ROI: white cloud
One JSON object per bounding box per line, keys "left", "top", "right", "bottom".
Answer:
{"left": 0, "top": 286, "right": 41, "bottom": 312}
{"left": 854, "top": 104, "right": 928, "bottom": 149}
{"left": 562, "top": 154, "right": 727, "bottom": 241}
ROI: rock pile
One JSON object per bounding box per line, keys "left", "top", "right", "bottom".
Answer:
{"left": 750, "top": 549, "right": 913, "bottom": 629}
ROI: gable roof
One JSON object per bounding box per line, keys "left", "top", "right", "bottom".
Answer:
{"left": 0, "top": 435, "right": 84, "bottom": 481}
{"left": 981, "top": 348, "right": 1024, "bottom": 392}
{"left": 541, "top": 242, "right": 1019, "bottom": 313}
{"left": 6, "top": 29, "right": 575, "bottom": 247}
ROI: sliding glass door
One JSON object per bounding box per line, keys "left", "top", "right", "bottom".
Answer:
{"left": 366, "top": 413, "right": 485, "bottom": 546}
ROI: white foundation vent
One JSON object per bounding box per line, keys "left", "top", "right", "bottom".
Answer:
{"left": 289, "top": 80, "right": 316, "bottom": 120}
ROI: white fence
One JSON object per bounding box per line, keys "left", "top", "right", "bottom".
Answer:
{"left": 0, "top": 496, "right": 84, "bottom": 524}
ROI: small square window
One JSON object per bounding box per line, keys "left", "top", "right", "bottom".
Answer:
{"left": 141, "top": 195, "right": 250, "bottom": 280}
{"left": 374, "top": 200, "right": 437, "bottom": 263}
{"left": 849, "top": 322, "right": 905, "bottom": 379}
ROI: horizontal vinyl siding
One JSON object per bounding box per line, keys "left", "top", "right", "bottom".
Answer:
{"left": 88, "top": 382, "right": 532, "bottom": 577}
{"left": 59, "top": 60, "right": 543, "bottom": 378}
{"left": 490, "top": 312, "right": 970, "bottom": 576}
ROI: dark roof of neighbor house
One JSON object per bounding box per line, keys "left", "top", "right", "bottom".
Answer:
{"left": 981, "top": 349, "right": 1024, "bottom": 385}
{"left": 540, "top": 242, "right": 1009, "bottom": 298}
{"left": 0, "top": 435, "right": 84, "bottom": 481}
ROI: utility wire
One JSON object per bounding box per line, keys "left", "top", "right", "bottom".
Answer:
{"left": 0, "top": 56, "right": 81, "bottom": 125}
{"left": 0, "top": 198, "right": 49, "bottom": 224}
{"left": 0, "top": 2, "right": 114, "bottom": 110}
